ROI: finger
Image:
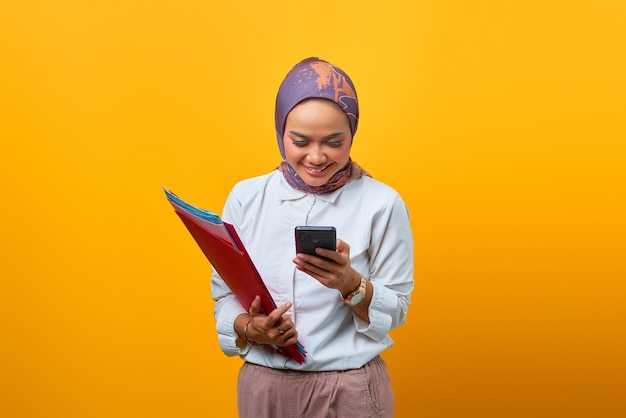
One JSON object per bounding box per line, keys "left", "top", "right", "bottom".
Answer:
{"left": 336, "top": 239, "right": 350, "bottom": 254}
{"left": 285, "top": 330, "right": 299, "bottom": 345}
{"left": 279, "top": 316, "right": 295, "bottom": 328}
{"left": 296, "top": 253, "right": 339, "bottom": 271}
{"left": 299, "top": 256, "right": 342, "bottom": 278}
{"left": 267, "top": 302, "right": 292, "bottom": 324}
{"left": 276, "top": 329, "right": 298, "bottom": 347}
{"left": 314, "top": 247, "right": 341, "bottom": 263}
{"left": 248, "top": 295, "right": 261, "bottom": 316}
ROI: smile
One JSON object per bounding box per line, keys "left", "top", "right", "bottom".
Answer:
{"left": 304, "top": 165, "right": 330, "bottom": 175}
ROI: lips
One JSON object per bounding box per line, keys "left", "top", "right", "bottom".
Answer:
{"left": 304, "top": 164, "right": 330, "bottom": 176}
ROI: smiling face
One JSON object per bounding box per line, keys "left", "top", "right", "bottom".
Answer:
{"left": 282, "top": 99, "right": 353, "bottom": 187}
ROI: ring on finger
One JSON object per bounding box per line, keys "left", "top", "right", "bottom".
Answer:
{"left": 277, "top": 326, "right": 285, "bottom": 334}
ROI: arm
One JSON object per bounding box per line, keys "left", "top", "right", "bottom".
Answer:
{"left": 361, "top": 194, "right": 414, "bottom": 339}
{"left": 294, "top": 194, "right": 414, "bottom": 340}
{"left": 211, "top": 184, "right": 300, "bottom": 355}
{"left": 212, "top": 270, "right": 248, "bottom": 356}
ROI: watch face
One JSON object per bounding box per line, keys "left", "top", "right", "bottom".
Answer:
{"left": 350, "top": 292, "right": 365, "bottom": 305}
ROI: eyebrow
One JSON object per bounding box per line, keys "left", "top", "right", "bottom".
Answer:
{"left": 288, "top": 131, "right": 345, "bottom": 141}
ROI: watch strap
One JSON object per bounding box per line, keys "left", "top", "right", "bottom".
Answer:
{"left": 343, "top": 276, "right": 367, "bottom": 305}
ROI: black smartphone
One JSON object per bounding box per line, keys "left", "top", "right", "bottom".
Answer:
{"left": 295, "top": 226, "right": 336, "bottom": 262}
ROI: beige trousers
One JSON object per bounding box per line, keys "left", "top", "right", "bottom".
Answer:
{"left": 237, "top": 356, "right": 394, "bottom": 418}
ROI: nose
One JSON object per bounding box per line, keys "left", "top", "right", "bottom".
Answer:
{"left": 307, "top": 146, "right": 327, "bottom": 165}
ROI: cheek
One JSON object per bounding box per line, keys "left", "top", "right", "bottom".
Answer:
{"left": 330, "top": 144, "right": 352, "bottom": 162}
{"left": 282, "top": 140, "right": 302, "bottom": 161}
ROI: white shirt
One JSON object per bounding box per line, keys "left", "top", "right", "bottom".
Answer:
{"left": 211, "top": 170, "right": 414, "bottom": 371}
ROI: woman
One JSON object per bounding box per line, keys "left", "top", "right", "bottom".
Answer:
{"left": 211, "top": 57, "right": 414, "bottom": 418}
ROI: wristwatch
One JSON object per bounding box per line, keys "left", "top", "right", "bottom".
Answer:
{"left": 343, "top": 276, "right": 367, "bottom": 306}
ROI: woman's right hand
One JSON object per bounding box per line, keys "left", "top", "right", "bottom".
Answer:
{"left": 244, "top": 296, "right": 298, "bottom": 347}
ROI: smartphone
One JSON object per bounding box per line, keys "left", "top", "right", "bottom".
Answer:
{"left": 295, "top": 226, "right": 336, "bottom": 262}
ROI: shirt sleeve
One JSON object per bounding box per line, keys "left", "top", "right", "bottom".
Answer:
{"left": 353, "top": 193, "right": 415, "bottom": 341}
{"left": 212, "top": 271, "right": 250, "bottom": 356}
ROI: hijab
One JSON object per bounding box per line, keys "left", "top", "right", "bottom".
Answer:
{"left": 275, "top": 57, "right": 370, "bottom": 194}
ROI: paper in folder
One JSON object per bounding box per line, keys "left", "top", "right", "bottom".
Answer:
{"left": 164, "top": 188, "right": 306, "bottom": 364}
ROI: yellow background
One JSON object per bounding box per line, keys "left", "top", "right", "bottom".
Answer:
{"left": 1, "top": 1, "right": 624, "bottom": 417}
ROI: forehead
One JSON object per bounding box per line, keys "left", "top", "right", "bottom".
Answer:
{"left": 287, "top": 98, "right": 349, "bottom": 123}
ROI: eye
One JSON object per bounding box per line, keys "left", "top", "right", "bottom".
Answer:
{"left": 326, "top": 141, "right": 343, "bottom": 147}
{"left": 291, "top": 140, "right": 308, "bottom": 147}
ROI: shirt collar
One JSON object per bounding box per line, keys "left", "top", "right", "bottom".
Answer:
{"left": 276, "top": 171, "right": 344, "bottom": 203}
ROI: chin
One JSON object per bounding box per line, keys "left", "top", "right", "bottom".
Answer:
{"left": 295, "top": 170, "right": 329, "bottom": 187}
{"left": 303, "top": 178, "right": 329, "bottom": 187}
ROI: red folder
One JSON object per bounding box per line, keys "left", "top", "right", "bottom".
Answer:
{"left": 164, "top": 188, "right": 306, "bottom": 364}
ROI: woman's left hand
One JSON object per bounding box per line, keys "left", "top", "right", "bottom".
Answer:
{"left": 293, "top": 239, "right": 361, "bottom": 297}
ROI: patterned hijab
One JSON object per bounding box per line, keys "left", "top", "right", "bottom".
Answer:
{"left": 275, "top": 57, "right": 370, "bottom": 194}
